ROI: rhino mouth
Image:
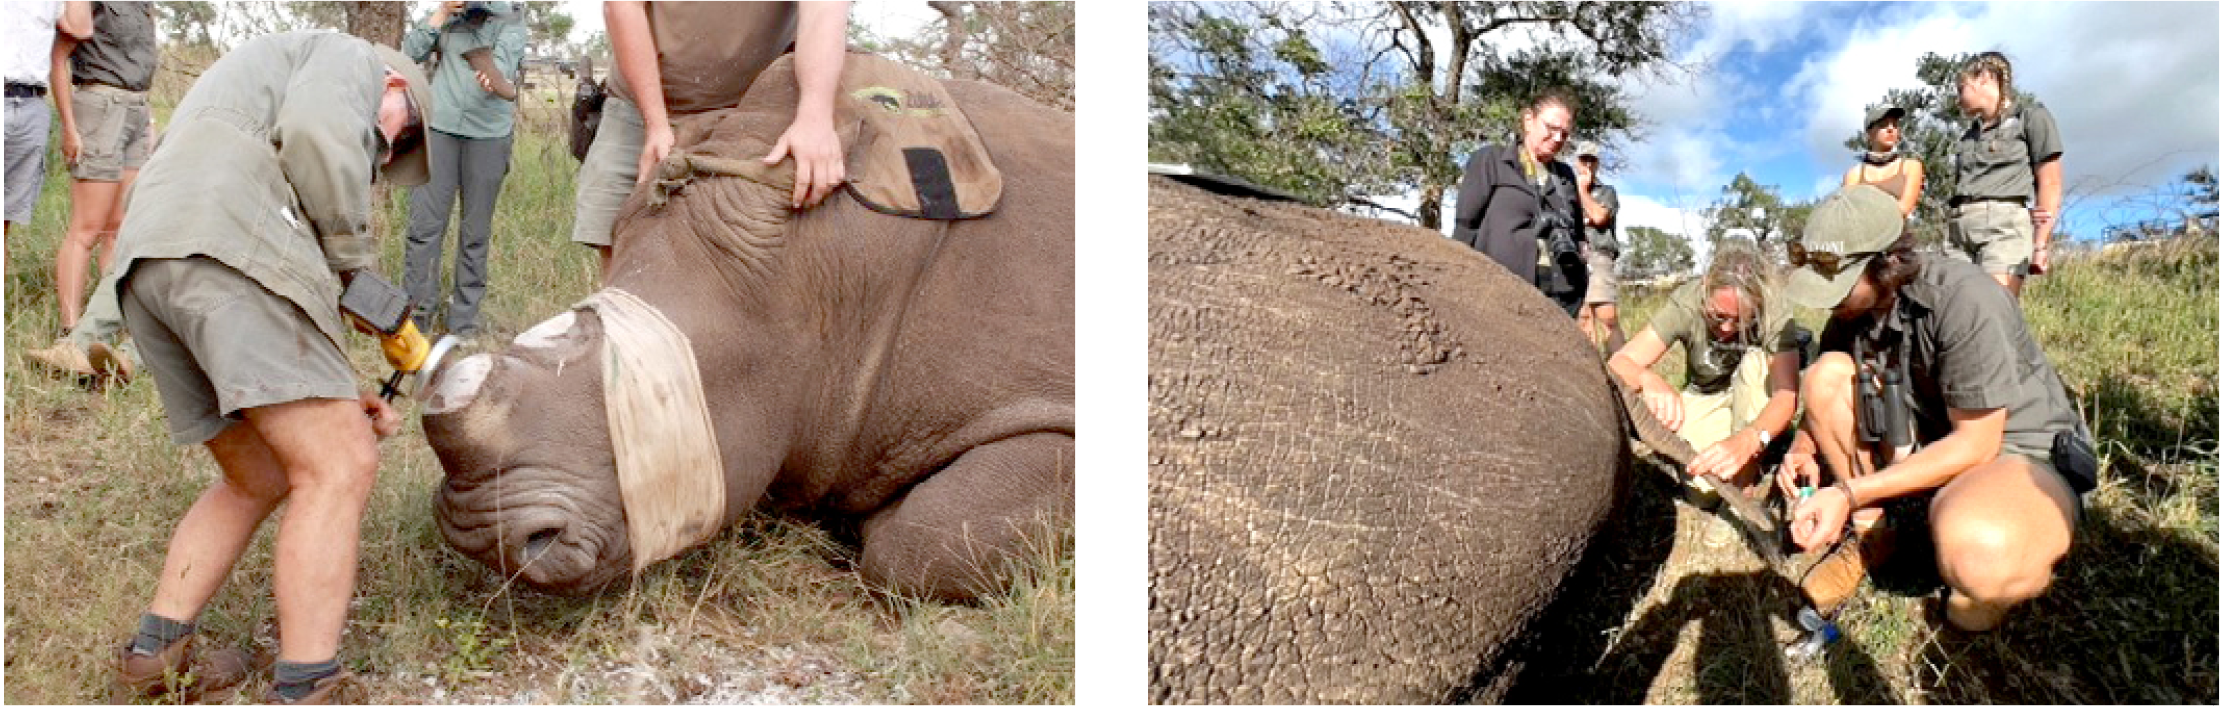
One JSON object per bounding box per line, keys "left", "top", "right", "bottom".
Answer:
{"left": 435, "top": 463, "right": 632, "bottom": 594}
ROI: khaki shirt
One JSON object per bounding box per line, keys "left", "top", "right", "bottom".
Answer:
{"left": 607, "top": 1, "right": 798, "bottom": 116}
{"left": 1953, "top": 101, "right": 2063, "bottom": 201}
{"left": 103, "top": 30, "right": 389, "bottom": 350}
{"left": 71, "top": 1, "right": 159, "bottom": 92}
{"left": 1818, "top": 258, "right": 2088, "bottom": 457}
{"left": 1648, "top": 280, "right": 1807, "bottom": 394}
{"left": 1585, "top": 182, "right": 1620, "bottom": 258}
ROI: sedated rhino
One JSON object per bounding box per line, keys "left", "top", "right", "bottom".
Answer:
{"left": 421, "top": 55, "right": 1073, "bottom": 602}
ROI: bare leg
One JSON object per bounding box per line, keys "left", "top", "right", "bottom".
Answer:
{"left": 98, "top": 168, "right": 137, "bottom": 274}
{"left": 1595, "top": 302, "right": 1625, "bottom": 354}
{"left": 1801, "top": 352, "right": 1883, "bottom": 525}
{"left": 57, "top": 178, "right": 125, "bottom": 330}
{"left": 1930, "top": 454, "right": 2075, "bottom": 631}
{"left": 243, "top": 398, "right": 381, "bottom": 663}
{"left": 145, "top": 423, "right": 292, "bottom": 622}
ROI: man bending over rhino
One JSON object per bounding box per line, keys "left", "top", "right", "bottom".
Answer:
{"left": 572, "top": 0, "right": 849, "bottom": 280}
{"left": 99, "top": 30, "right": 433, "bottom": 704}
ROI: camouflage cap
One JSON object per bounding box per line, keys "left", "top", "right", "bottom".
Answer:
{"left": 1784, "top": 185, "right": 1904, "bottom": 310}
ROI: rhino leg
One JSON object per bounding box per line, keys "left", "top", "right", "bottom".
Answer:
{"left": 858, "top": 432, "right": 1074, "bottom": 601}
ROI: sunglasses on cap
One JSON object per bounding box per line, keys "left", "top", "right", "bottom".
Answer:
{"left": 1787, "top": 242, "right": 1880, "bottom": 279}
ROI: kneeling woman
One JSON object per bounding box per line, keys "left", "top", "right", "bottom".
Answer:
{"left": 1607, "top": 245, "right": 1807, "bottom": 494}
{"left": 1780, "top": 185, "right": 2094, "bottom": 632}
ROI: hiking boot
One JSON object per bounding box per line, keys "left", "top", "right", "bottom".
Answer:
{"left": 1798, "top": 519, "right": 1896, "bottom": 614}
{"left": 113, "top": 635, "right": 254, "bottom": 703}
{"left": 26, "top": 340, "right": 96, "bottom": 377}
{"left": 87, "top": 340, "right": 134, "bottom": 384}
{"left": 267, "top": 671, "right": 359, "bottom": 705}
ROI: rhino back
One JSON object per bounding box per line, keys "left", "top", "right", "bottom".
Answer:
{"left": 1148, "top": 177, "right": 1627, "bottom": 703}
{"left": 790, "top": 79, "right": 1076, "bottom": 516}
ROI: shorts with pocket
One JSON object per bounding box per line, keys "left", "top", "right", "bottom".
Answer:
{"left": 68, "top": 84, "right": 154, "bottom": 182}
{"left": 120, "top": 256, "right": 359, "bottom": 445}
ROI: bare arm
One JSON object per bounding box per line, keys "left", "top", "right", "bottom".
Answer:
{"left": 50, "top": 35, "right": 78, "bottom": 163}
{"left": 1607, "top": 326, "right": 1686, "bottom": 432}
{"left": 767, "top": 0, "right": 851, "bottom": 209}
{"left": 1899, "top": 159, "right": 1925, "bottom": 218}
{"left": 56, "top": 0, "right": 92, "bottom": 40}
{"left": 1576, "top": 180, "right": 1610, "bottom": 227}
{"left": 2032, "top": 157, "right": 2063, "bottom": 248}
{"left": 1793, "top": 406, "right": 2007, "bottom": 548}
{"left": 607, "top": 1, "right": 668, "bottom": 182}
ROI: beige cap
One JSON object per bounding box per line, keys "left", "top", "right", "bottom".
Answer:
{"left": 1784, "top": 185, "right": 1904, "bottom": 309}
{"left": 371, "top": 44, "right": 434, "bottom": 187}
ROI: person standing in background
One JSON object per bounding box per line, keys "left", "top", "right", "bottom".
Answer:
{"left": 1948, "top": 51, "right": 2063, "bottom": 300}
{"left": 1573, "top": 140, "right": 1624, "bottom": 352}
{"left": 3, "top": 1, "right": 91, "bottom": 239}
{"left": 401, "top": 1, "right": 527, "bottom": 341}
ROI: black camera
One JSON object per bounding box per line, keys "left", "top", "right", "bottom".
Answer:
{"left": 458, "top": 1, "right": 497, "bottom": 26}
{"left": 1536, "top": 209, "right": 1581, "bottom": 271}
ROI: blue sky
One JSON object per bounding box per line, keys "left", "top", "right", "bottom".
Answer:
{"left": 1588, "top": 1, "right": 2220, "bottom": 256}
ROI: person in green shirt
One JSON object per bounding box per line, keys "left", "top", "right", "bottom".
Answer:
{"left": 1607, "top": 244, "right": 1806, "bottom": 499}
{"left": 1948, "top": 51, "right": 2065, "bottom": 300}
{"left": 400, "top": 1, "right": 526, "bottom": 339}
{"left": 1780, "top": 185, "right": 2094, "bottom": 631}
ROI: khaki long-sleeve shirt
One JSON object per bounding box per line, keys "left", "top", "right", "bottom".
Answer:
{"left": 103, "top": 30, "right": 390, "bottom": 349}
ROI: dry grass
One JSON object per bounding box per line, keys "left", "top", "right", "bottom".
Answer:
{"left": 3, "top": 66, "right": 1071, "bottom": 704}
{"left": 1502, "top": 239, "right": 2218, "bottom": 704}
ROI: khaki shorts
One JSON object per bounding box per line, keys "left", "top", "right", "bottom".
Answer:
{"left": 68, "top": 84, "right": 153, "bottom": 182}
{"left": 120, "top": 257, "right": 358, "bottom": 445}
{"left": 571, "top": 95, "right": 645, "bottom": 248}
{"left": 1582, "top": 248, "right": 1618, "bottom": 305}
{"left": 1675, "top": 346, "right": 1772, "bottom": 450}
{"left": 1947, "top": 200, "right": 2034, "bottom": 277}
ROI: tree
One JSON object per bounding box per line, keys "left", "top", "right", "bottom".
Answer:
{"left": 851, "top": 2, "right": 1075, "bottom": 112}
{"left": 1842, "top": 52, "right": 2043, "bottom": 247}
{"left": 1703, "top": 172, "right": 1811, "bottom": 255}
{"left": 1150, "top": 1, "right": 1703, "bottom": 223}
{"left": 1622, "top": 225, "right": 1693, "bottom": 279}
{"left": 517, "top": 1, "right": 576, "bottom": 58}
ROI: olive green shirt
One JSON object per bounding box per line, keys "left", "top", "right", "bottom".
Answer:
{"left": 1953, "top": 101, "right": 2063, "bottom": 202}
{"left": 71, "top": 1, "right": 158, "bottom": 92}
{"left": 102, "top": 30, "right": 391, "bottom": 350}
{"left": 1647, "top": 281, "right": 1807, "bottom": 394}
{"left": 1817, "top": 258, "right": 2088, "bottom": 457}
{"left": 1585, "top": 182, "right": 1620, "bottom": 258}
{"left": 401, "top": 6, "right": 526, "bottom": 139}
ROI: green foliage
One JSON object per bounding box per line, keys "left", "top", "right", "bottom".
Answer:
{"left": 1149, "top": 1, "right": 1703, "bottom": 223}
{"left": 1702, "top": 172, "right": 1812, "bottom": 253}
{"left": 434, "top": 616, "right": 516, "bottom": 685}
{"left": 1622, "top": 225, "right": 1694, "bottom": 279}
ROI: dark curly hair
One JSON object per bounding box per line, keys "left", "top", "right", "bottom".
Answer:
{"left": 1863, "top": 231, "right": 1923, "bottom": 296}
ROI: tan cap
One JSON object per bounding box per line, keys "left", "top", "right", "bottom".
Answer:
{"left": 1784, "top": 185, "right": 1904, "bottom": 309}
{"left": 1575, "top": 141, "right": 1601, "bottom": 159}
{"left": 371, "top": 44, "right": 434, "bottom": 187}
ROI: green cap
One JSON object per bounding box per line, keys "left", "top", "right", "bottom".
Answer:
{"left": 1784, "top": 185, "right": 1904, "bottom": 309}
{"left": 1863, "top": 104, "right": 1905, "bottom": 130}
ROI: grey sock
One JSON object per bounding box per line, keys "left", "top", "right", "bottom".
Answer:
{"left": 272, "top": 658, "right": 341, "bottom": 700}
{"left": 129, "top": 613, "right": 195, "bottom": 656}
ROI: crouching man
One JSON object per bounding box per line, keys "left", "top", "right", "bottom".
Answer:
{"left": 99, "top": 30, "right": 434, "bottom": 704}
{"left": 1778, "top": 185, "right": 2095, "bottom": 631}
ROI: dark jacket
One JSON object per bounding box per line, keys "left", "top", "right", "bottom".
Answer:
{"left": 1449, "top": 143, "right": 1587, "bottom": 314}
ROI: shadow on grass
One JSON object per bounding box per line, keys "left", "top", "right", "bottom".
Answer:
{"left": 1499, "top": 462, "right": 1904, "bottom": 704}
{"left": 1914, "top": 504, "right": 2218, "bottom": 704}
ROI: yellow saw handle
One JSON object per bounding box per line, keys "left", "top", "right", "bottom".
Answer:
{"left": 381, "top": 320, "right": 432, "bottom": 372}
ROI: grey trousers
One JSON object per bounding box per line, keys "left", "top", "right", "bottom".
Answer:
{"left": 405, "top": 129, "right": 513, "bottom": 335}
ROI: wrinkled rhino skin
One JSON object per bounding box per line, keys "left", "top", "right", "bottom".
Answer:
{"left": 423, "top": 76, "right": 1073, "bottom": 602}
{"left": 1149, "top": 177, "right": 1629, "bottom": 704}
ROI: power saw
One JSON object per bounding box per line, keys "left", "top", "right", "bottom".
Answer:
{"left": 339, "top": 271, "right": 464, "bottom": 401}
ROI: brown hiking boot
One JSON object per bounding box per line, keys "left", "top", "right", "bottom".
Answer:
{"left": 87, "top": 341, "right": 134, "bottom": 384}
{"left": 267, "top": 671, "right": 359, "bottom": 705}
{"left": 1797, "top": 519, "right": 1896, "bottom": 614}
{"left": 113, "top": 635, "right": 254, "bottom": 703}
{"left": 26, "top": 340, "right": 96, "bottom": 377}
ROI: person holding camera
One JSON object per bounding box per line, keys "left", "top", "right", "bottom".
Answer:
{"left": 1948, "top": 51, "right": 2063, "bottom": 300}
{"left": 399, "top": 0, "right": 525, "bottom": 341}
{"left": 1450, "top": 88, "right": 1587, "bottom": 316}
{"left": 1778, "top": 185, "right": 2095, "bottom": 631}
{"left": 1572, "top": 141, "right": 1624, "bottom": 351}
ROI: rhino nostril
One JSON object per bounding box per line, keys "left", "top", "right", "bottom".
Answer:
{"left": 522, "top": 528, "right": 562, "bottom": 563}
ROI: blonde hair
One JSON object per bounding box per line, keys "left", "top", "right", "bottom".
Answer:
{"left": 1958, "top": 51, "right": 2016, "bottom": 114}
{"left": 1698, "top": 243, "right": 1776, "bottom": 346}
